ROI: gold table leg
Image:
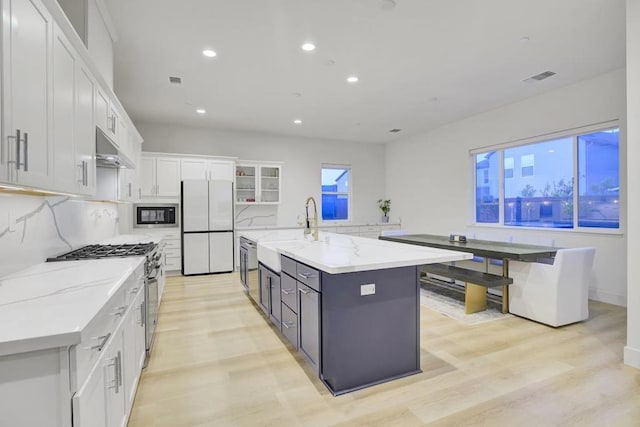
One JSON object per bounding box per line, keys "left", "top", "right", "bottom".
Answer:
{"left": 465, "top": 283, "right": 487, "bottom": 314}
{"left": 502, "top": 259, "right": 510, "bottom": 314}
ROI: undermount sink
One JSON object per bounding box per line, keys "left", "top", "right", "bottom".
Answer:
{"left": 257, "top": 237, "right": 325, "bottom": 272}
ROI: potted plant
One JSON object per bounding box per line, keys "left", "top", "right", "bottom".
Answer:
{"left": 378, "top": 199, "right": 391, "bottom": 223}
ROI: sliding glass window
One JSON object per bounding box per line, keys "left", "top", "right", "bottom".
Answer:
{"left": 473, "top": 126, "right": 620, "bottom": 230}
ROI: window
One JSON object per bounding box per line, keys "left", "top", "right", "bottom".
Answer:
{"left": 473, "top": 126, "right": 619, "bottom": 230}
{"left": 520, "top": 154, "right": 535, "bottom": 177}
{"left": 578, "top": 129, "right": 620, "bottom": 228}
{"left": 321, "top": 166, "right": 350, "bottom": 220}
{"left": 504, "top": 137, "right": 572, "bottom": 227}
{"left": 475, "top": 152, "right": 499, "bottom": 223}
{"left": 504, "top": 157, "right": 514, "bottom": 179}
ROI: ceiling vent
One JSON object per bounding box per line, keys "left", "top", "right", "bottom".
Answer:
{"left": 523, "top": 71, "right": 556, "bottom": 82}
{"left": 169, "top": 76, "right": 182, "bottom": 85}
{"left": 389, "top": 128, "right": 402, "bottom": 133}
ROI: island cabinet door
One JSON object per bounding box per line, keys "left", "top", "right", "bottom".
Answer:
{"left": 269, "top": 270, "right": 281, "bottom": 329}
{"left": 298, "top": 282, "right": 320, "bottom": 372}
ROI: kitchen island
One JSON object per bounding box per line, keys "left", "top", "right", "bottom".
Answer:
{"left": 238, "top": 230, "right": 472, "bottom": 395}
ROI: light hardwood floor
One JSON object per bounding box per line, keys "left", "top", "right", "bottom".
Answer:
{"left": 128, "top": 273, "right": 639, "bottom": 427}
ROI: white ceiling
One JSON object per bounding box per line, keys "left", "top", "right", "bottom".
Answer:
{"left": 104, "top": 0, "right": 626, "bottom": 144}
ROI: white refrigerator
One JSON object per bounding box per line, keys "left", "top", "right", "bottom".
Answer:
{"left": 181, "top": 180, "right": 234, "bottom": 275}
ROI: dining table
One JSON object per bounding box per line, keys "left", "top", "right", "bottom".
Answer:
{"left": 379, "top": 234, "right": 559, "bottom": 312}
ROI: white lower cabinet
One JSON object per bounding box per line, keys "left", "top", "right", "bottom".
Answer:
{"left": 123, "top": 289, "right": 146, "bottom": 413}
{"left": 72, "top": 353, "right": 109, "bottom": 427}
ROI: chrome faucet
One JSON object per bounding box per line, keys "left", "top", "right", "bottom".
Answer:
{"left": 304, "top": 196, "right": 319, "bottom": 241}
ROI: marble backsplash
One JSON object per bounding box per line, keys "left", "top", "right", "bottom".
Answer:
{"left": 0, "top": 193, "right": 119, "bottom": 277}
{"left": 235, "top": 204, "right": 278, "bottom": 228}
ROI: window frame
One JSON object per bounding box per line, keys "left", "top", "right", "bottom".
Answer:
{"left": 321, "top": 164, "right": 352, "bottom": 222}
{"left": 470, "top": 121, "right": 622, "bottom": 234}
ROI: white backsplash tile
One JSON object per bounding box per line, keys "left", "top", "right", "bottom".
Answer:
{"left": 0, "top": 194, "right": 119, "bottom": 277}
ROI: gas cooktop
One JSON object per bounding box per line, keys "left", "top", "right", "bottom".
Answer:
{"left": 46, "top": 243, "right": 157, "bottom": 262}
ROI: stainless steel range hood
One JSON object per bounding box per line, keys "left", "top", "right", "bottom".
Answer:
{"left": 96, "top": 127, "right": 134, "bottom": 168}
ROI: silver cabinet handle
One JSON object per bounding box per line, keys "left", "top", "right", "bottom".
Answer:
{"left": 139, "top": 188, "right": 142, "bottom": 199}
{"left": 129, "top": 182, "right": 132, "bottom": 197}
{"left": 281, "top": 288, "right": 294, "bottom": 295}
{"left": 282, "top": 321, "right": 296, "bottom": 329}
{"left": 84, "top": 161, "right": 88, "bottom": 186}
{"left": 23, "top": 132, "right": 28, "bottom": 172}
{"left": 299, "top": 288, "right": 310, "bottom": 295}
{"left": 139, "top": 301, "right": 145, "bottom": 326}
{"left": 87, "top": 332, "right": 111, "bottom": 351}
{"left": 15, "top": 129, "right": 20, "bottom": 170}
{"left": 117, "top": 351, "right": 123, "bottom": 387}
{"left": 298, "top": 272, "right": 315, "bottom": 280}
{"left": 107, "top": 356, "right": 119, "bottom": 393}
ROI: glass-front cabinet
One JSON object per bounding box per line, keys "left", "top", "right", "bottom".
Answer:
{"left": 235, "top": 163, "right": 281, "bottom": 204}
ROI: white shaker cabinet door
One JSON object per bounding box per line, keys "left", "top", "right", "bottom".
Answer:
{"left": 155, "top": 157, "right": 180, "bottom": 197}
{"left": 139, "top": 156, "right": 156, "bottom": 196}
{"left": 76, "top": 62, "right": 96, "bottom": 195}
{"left": 208, "top": 159, "right": 234, "bottom": 181}
{"left": 181, "top": 158, "right": 208, "bottom": 180}
{"left": 3, "top": 0, "right": 53, "bottom": 188}
{"left": 52, "top": 25, "right": 77, "bottom": 192}
{"left": 72, "top": 357, "right": 109, "bottom": 427}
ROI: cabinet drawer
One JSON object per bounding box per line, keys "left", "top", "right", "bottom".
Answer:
{"left": 281, "top": 303, "right": 298, "bottom": 349}
{"left": 280, "top": 273, "right": 297, "bottom": 312}
{"left": 163, "top": 247, "right": 180, "bottom": 258}
{"left": 163, "top": 239, "right": 180, "bottom": 249}
{"left": 281, "top": 255, "right": 297, "bottom": 278}
{"left": 380, "top": 224, "right": 401, "bottom": 231}
{"left": 335, "top": 226, "right": 360, "bottom": 234}
{"left": 296, "top": 263, "right": 320, "bottom": 292}
{"left": 72, "top": 288, "right": 126, "bottom": 390}
{"left": 359, "top": 226, "right": 381, "bottom": 233}
{"left": 165, "top": 256, "right": 181, "bottom": 270}
{"left": 124, "top": 264, "right": 145, "bottom": 306}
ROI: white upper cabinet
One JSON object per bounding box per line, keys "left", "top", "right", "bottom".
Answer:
{"left": 95, "top": 86, "right": 110, "bottom": 138}
{"left": 181, "top": 157, "right": 235, "bottom": 181}
{"left": 86, "top": 0, "right": 114, "bottom": 89}
{"left": 235, "top": 162, "right": 281, "bottom": 204}
{"left": 141, "top": 155, "right": 180, "bottom": 197}
{"left": 76, "top": 61, "right": 96, "bottom": 195}
{"left": 52, "top": 24, "right": 78, "bottom": 192}
{"left": 156, "top": 157, "right": 181, "bottom": 197}
{"left": 1, "top": 0, "right": 54, "bottom": 188}
{"left": 180, "top": 158, "right": 208, "bottom": 180}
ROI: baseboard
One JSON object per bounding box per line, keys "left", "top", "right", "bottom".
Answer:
{"left": 589, "top": 288, "right": 626, "bottom": 307}
{"left": 624, "top": 346, "right": 640, "bottom": 369}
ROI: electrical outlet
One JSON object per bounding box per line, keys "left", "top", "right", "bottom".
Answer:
{"left": 360, "top": 283, "right": 376, "bottom": 296}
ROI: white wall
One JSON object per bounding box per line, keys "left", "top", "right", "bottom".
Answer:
{"left": 625, "top": 0, "right": 640, "bottom": 369}
{"left": 136, "top": 124, "right": 387, "bottom": 227}
{"left": 0, "top": 194, "right": 120, "bottom": 277}
{"left": 386, "top": 69, "right": 627, "bottom": 306}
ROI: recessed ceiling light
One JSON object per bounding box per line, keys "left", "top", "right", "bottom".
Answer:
{"left": 520, "top": 36, "right": 531, "bottom": 43}
{"left": 380, "top": 0, "right": 396, "bottom": 10}
{"left": 347, "top": 76, "right": 359, "bottom": 83}
{"left": 389, "top": 128, "right": 402, "bottom": 133}
{"left": 202, "top": 49, "right": 217, "bottom": 58}
{"left": 301, "top": 43, "right": 316, "bottom": 52}
{"left": 293, "top": 119, "right": 302, "bottom": 124}
{"left": 196, "top": 109, "right": 206, "bottom": 114}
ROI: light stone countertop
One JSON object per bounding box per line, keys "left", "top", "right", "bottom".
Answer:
{"left": 240, "top": 230, "right": 472, "bottom": 274}
{"left": 0, "top": 257, "right": 145, "bottom": 357}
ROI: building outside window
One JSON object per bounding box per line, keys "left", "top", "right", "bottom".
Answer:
{"left": 473, "top": 126, "right": 619, "bottom": 230}
{"left": 321, "top": 165, "right": 350, "bottom": 221}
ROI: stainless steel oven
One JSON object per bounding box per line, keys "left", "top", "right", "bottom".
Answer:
{"left": 134, "top": 204, "right": 179, "bottom": 228}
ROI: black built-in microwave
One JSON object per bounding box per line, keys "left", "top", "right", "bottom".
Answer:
{"left": 134, "top": 204, "right": 179, "bottom": 228}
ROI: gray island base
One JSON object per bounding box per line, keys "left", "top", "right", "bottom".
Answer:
{"left": 239, "top": 230, "right": 471, "bottom": 396}
{"left": 320, "top": 265, "right": 421, "bottom": 395}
